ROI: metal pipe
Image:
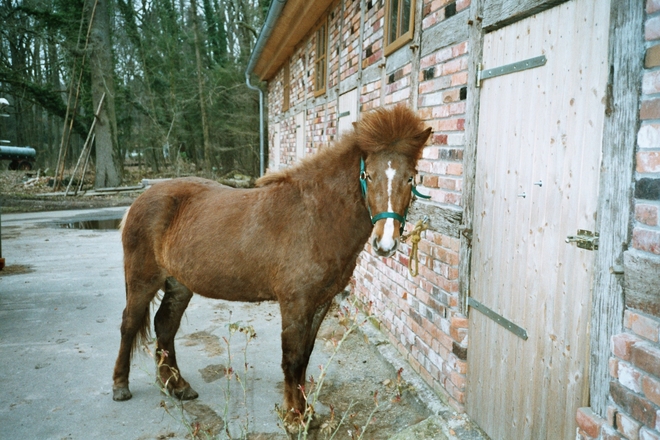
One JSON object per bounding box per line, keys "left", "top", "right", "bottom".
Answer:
{"left": 245, "top": 74, "right": 265, "bottom": 176}
{"left": 245, "top": 0, "right": 287, "bottom": 177}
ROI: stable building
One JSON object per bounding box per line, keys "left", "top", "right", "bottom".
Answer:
{"left": 246, "top": 0, "right": 660, "bottom": 438}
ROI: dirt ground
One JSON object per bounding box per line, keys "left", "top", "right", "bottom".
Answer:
{"left": 0, "top": 169, "right": 139, "bottom": 213}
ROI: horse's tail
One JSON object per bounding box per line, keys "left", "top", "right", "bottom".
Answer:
{"left": 119, "top": 207, "right": 130, "bottom": 232}
{"left": 122, "top": 279, "right": 157, "bottom": 361}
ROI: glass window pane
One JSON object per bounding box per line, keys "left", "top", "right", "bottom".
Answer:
{"left": 389, "top": 0, "right": 399, "bottom": 43}
{"left": 401, "top": 0, "right": 411, "bottom": 35}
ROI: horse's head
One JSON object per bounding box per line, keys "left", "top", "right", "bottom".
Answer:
{"left": 355, "top": 105, "right": 432, "bottom": 257}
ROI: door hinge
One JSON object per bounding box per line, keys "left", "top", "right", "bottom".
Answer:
{"left": 565, "top": 229, "right": 599, "bottom": 251}
{"left": 477, "top": 55, "right": 547, "bottom": 88}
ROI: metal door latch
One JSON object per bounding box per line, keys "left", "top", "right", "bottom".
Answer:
{"left": 565, "top": 229, "right": 599, "bottom": 250}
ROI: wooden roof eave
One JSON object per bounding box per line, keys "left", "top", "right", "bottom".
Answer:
{"left": 252, "top": 0, "right": 335, "bottom": 81}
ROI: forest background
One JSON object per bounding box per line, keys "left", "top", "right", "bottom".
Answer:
{"left": 0, "top": 0, "right": 268, "bottom": 188}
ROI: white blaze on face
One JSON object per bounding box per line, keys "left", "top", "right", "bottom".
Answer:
{"left": 379, "top": 161, "right": 397, "bottom": 251}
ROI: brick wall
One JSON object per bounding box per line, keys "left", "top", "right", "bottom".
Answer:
{"left": 576, "top": 2, "right": 660, "bottom": 439}
{"left": 328, "top": 8, "right": 342, "bottom": 91}
{"left": 361, "top": 0, "right": 384, "bottom": 69}
{"left": 340, "top": 0, "right": 361, "bottom": 81}
{"left": 290, "top": 44, "right": 307, "bottom": 107}
{"left": 351, "top": 2, "right": 469, "bottom": 411}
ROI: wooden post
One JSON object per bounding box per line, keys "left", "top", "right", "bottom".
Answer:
{"left": 458, "top": 0, "right": 484, "bottom": 315}
{"left": 588, "top": 0, "right": 643, "bottom": 417}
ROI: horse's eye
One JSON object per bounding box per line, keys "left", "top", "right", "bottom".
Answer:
{"left": 408, "top": 176, "right": 414, "bottom": 183}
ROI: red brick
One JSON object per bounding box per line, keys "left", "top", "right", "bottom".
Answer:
{"left": 611, "top": 357, "right": 620, "bottom": 378}
{"left": 637, "top": 151, "right": 660, "bottom": 173}
{"left": 650, "top": 0, "right": 660, "bottom": 14}
{"left": 638, "top": 124, "right": 660, "bottom": 150}
{"left": 617, "top": 411, "right": 642, "bottom": 440}
{"left": 451, "top": 315, "right": 468, "bottom": 328}
{"left": 636, "top": 204, "right": 659, "bottom": 227}
{"left": 641, "top": 99, "right": 660, "bottom": 120}
{"left": 632, "top": 342, "right": 660, "bottom": 378}
{"left": 627, "top": 310, "right": 660, "bottom": 342}
{"left": 647, "top": 16, "right": 660, "bottom": 41}
{"left": 633, "top": 228, "right": 660, "bottom": 255}
{"left": 613, "top": 333, "right": 642, "bottom": 361}
{"left": 576, "top": 407, "right": 605, "bottom": 438}
{"left": 619, "top": 361, "right": 644, "bottom": 393}
{"left": 643, "top": 375, "right": 660, "bottom": 406}
{"left": 611, "top": 380, "right": 658, "bottom": 428}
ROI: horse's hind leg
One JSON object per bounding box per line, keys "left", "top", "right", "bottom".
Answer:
{"left": 154, "top": 277, "right": 198, "bottom": 400}
{"left": 113, "top": 277, "right": 162, "bottom": 401}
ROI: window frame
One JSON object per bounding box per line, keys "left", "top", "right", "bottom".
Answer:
{"left": 313, "top": 17, "right": 329, "bottom": 97}
{"left": 282, "top": 59, "right": 290, "bottom": 112}
{"left": 384, "top": 0, "right": 416, "bottom": 56}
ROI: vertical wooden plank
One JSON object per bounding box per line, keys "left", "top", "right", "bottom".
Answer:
{"left": 589, "top": 0, "right": 643, "bottom": 417}
{"left": 458, "top": 0, "right": 483, "bottom": 315}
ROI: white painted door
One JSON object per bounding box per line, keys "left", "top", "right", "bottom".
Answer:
{"left": 466, "top": 1, "right": 610, "bottom": 439}
{"left": 295, "top": 112, "right": 305, "bottom": 161}
{"left": 337, "top": 88, "right": 359, "bottom": 136}
{"left": 271, "top": 122, "right": 280, "bottom": 171}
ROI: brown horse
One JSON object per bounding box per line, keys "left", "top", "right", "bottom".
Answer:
{"left": 112, "top": 105, "right": 431, "bottom": 417}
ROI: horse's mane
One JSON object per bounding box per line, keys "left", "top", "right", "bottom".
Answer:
{"left": 256, "top": 135, "right": 357, "bottom": 187}
{"left": 256, "top": 105, "right": 429, "bottom": 187}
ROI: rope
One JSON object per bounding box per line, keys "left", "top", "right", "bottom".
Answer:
{"left": 401, "top": 216, "right": 429, "bottom": 277}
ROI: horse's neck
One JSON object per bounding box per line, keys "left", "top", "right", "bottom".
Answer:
{"left": 295, "top": 145, "right": 371, "bottom": 236}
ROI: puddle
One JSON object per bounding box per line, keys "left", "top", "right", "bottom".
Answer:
{"left": 56, "top": 218, "right": 122, "bottom": 230}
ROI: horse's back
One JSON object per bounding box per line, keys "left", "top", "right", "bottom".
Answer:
{"left": 122, "top": 178, "right": 232, "bottom": 263}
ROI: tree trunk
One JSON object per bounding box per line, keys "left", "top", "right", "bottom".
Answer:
{"left": 190, "top": 0, "right": 212, "bottom": 175}
{"left": 89, "top": 0, "right": 122, "bottom": 188}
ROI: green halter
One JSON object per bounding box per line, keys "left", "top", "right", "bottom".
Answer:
{"left": 359, "top": 157, "right": 431, "bottom": 234}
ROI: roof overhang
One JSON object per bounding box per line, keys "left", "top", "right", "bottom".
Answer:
{"left": 247, "top": 0, "right": 336, "bottom": 81}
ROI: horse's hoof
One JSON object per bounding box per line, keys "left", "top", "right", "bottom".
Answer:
{"left": 172, "top": 386, "right": 199, "bottom": 400}
{"left": 113, "top": 386, "right": 132, "bottom": 401}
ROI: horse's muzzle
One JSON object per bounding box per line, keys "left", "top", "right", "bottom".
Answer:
{"left": 372, "top": 235, "right": 399, "bottom": 257}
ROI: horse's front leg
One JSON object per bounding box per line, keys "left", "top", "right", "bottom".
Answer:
{"left": 280, "top": 300, "right": 332, "bottom": 417}
{"left": 154, "top": 277, "right": 198, "bottom": 400}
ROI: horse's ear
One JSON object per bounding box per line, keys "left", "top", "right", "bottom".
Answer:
{"left": 414, "top": 127, "right": 433, "bottom": 146}
{"left": 352, "top": 121, "right": 358, "bottom": 131}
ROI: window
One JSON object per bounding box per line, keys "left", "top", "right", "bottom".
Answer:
{"left": 314, "top": 19, "right": 328, "bottom": 96}
{"left": 384, "top": 0, "right": 415, "bottom": 56}
{"left": 282, "top": 60, "right": 290, "bottom": 112}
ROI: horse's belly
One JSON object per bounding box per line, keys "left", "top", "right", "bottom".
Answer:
{"left": 172, "top": 270, "right": 276, "bottom": 303}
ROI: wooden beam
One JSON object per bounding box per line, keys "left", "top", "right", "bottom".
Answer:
{"left": 408, "top": 202, "right": 462, "bottom": 239}
{"left": 254, "top": 0, "right": 335, "bottom": 80}
{"left": 481, "top": 0, "right": 568, "bottom": 31}
{"left": 589, "top": 0, "right": 643, "bottom": 418}
{"left": 458, "top": 0, "right": 484, "bottom": 315}
{"left": 624, "top": 251, "right": 660, "bottom": 318}
{"left": 420, "top": 11, "right": 469, "bottom": 59}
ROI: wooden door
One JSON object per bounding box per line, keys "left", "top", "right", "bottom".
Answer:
{"left": 337, "top": 88, "right": 359, "bottom": 136}
{"left": 466, "top": 1, "right": 610, "bottom": 439}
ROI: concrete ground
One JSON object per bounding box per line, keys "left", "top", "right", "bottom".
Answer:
{"left": 0, "top": 207, "right": 488, "bottom": 440}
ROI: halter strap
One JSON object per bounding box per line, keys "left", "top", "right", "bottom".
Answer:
{"left": 359, "top": 157, "right": 430, "bottom": 234}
